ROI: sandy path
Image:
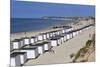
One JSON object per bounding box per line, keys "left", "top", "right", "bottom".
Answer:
{"left": 23, "top": 26, "right": 95, "bottom": 66}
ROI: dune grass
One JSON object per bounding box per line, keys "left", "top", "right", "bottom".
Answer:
{"left": 71, "top": 33, "right": 95, "bottom": 63}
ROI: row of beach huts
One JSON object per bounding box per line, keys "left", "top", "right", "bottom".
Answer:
{"left": 10, "top": 24, "right": 94, "bottom": 66}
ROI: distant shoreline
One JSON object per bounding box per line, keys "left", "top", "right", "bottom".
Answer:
{"left": 10, "top": 22, "right": 73, "bottom": 34}
{"left": 10, "top": 18, "right": 95, "bottom": 41}
{"left": 11, "top": 18, "right": 79, "bottom": 33}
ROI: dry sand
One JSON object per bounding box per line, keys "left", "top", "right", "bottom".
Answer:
{"left": 23, "top": 25, "right": 95, "bottom": 66}
{"left": 10, "top": 19, "right": 95, "bottom": 66}
{"left": 10, "top": 20, "right": 94, "bottom": 41}
{"left": 10, "top": 28, "right": 63, "bottom": 41}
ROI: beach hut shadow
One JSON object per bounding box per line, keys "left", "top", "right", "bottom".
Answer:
{"left": 47, "top": 47, "right": 55, "bottom": 54}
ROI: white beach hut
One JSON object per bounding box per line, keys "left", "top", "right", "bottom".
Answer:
{"left": 43, "top": 33, "right": 47, "bottom": 40}
{"left": 30, "top": 36, "right": 38, "bottom": 44}
{"left": 10, "top": 52, "right": 21, "bottom": 67}
{"left": 37, "top": 34, "right": 44, "bottom": 41}
{"left": 64, "top": 26, "right": 72, "bottom": 33}
{"left": 10, "top": 44, "right": 13, "bottom": 51}
{"left": 79, "top": 29, "right": 82, "bottom": 33}
{"left": 59, "top": 36, "right": 64, "bottom": 44}
{"left": 66, "top": 33, "right": 70, "bottom": 40}
{"left": 22, "top": 37, "right": 30, "bottom": 45}
{"left": 55, "top": 31, "right": 59, "bottom": 35}
{"left": 55, "top": 35, "right": 64, "bottom": 44}
{"left": 65, "top": 28, "right": 72, "bottom": 33}
{"left": 70, "top": 32, "right": 73, "bottom": 39}
{"left": 41, "top": 33, "right": 47, "bottom": 40}
{"left": 50, "top": 37, "right": 61, "bottom": 46}
{"left": 60, "top": 30, "right": 63, "bottom": 34}
{"left": 76, "top": 30, "right": 79, "bottom": 36}
{"left": 42, "top": 42, "right": 51, "bottom": 51}
{"left": 11, "top": 39, "right": 23, "bottom": 50}
{"left": 68, "top": 28, "right": 72, "bottom": 32}
{"left": 46, "top": 33, "right": 50, "bottom": 39}
{"left": 72, "top": 31, "right": 77, "bottom": 37}
{"left": 66, "top": 32, "right": 73, "bottom": 40}
{"left": 35, "top": 36, "right": 38, "bottom": 42}
{"left": 18, "top": 52, "right": 27, "bottom": 65}
{"left": 69, "top": 27, "right": 74, "bottom": 32}
{"left": 60, "top": 34, "right": 67, "bottom": 42}
{"left": 52, "top": 31, "right": 56, "bottom": 37}
{"left": 70, "top": 27, "right": 74, "bottom": 31}
{"left": 20, "top": 39, "right": 24, "bottom": 47}
{"left": 34, "top": 43, "right": 45, "bottom": 54}
{"left": 11, "top": 52, "right": 27, "bottom": 65}
{"left": 49, "top": 32, "right": 53, "bottom": 37}
{"left": 20, "top": 47, "right": 39, "bottom": 59}
{"left": 62, "top": 29, "right": 66, "bottom": 34}
{"left": 56, "top": 30, "right": 60, "bottom": 35}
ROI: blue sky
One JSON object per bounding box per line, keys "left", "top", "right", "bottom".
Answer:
{"left": 11, "top": 0, "right": 95, "bottom": 18}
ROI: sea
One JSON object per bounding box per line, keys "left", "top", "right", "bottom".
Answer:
{"left": 10, "top": 18, "right": 78, "bottom": 33}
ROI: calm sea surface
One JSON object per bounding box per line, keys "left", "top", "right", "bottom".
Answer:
{"left": 11, "top": 18, "right": 78, "bottom": 33}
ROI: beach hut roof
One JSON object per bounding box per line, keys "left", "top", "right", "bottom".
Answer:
{"left": 42, "top": 41, "right": 50, "bottom": 44}
{"left": 31, "top": 36, "right": 36, "bottom": 38}
{"left": 21, "top": 47, "right": 37, "bottom": 50}
{"left": 35, "top": 43, "right": 45, "bottom": 46}
{"left": 59, "top": 33, "right": 66, "bottom": 36}
{"left": 55, "top": 35, "right": 64, "bottom": 37}
{"left": 50, "top": 37, "right": 61, "bottom": 40}
{"left": 12, "top": 39, "right": 22, "bottom": 42}
{"left": 11, "top": 52, "right": 26, "bottom": 57}
{"left": 21, "top": 37, "right": 30, "bottom": 39}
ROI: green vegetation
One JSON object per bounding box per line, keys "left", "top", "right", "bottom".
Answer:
{"left": 70, "top": 33, "right": 95, "bottom": 63}
{"left": 80, "top": 59, "right": 88, "bottom": 62}
{"left": 72, "top": 47, "right": 88, "bottom": 62}
{"left": 85, "top": 40, "right": 92, "bottom": 48}
{"left": 70, "top": 53, "right": 75, "bottom": 59}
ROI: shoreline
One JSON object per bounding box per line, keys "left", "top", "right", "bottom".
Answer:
{"left": 10, "top": 26, "right": 64, "bottom": 41}
{"left": 10, "top": 22, "right": 73, "bottom": 41}
{"left": 10, "top": 19, "right": 95, "bottom": 65}
{"left": 11, "top": 21, "right": 73, "bottom": 34}
{"left": 11, "top": 22, "right": 73, "bottom": 34}
{"left": 10, "top": 20, "right": 94, "bottom": 41}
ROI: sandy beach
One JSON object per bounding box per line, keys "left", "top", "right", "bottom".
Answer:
{"left": 21, "top": 22, "right": 95, "bottom": 66}
{"left": 10, "top": 19, "right": 95, "bottom": 66}
{"left": 10, "top": 1, "right": 95, "bottom": 66}
{"left": 10, "top": 20, "right": 93, "bottom": 41}
{"left": 10, "top": 27, "right": 64, "bottom": 41}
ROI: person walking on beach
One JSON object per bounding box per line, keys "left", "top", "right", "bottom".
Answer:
{"left": 25, "top": 32, "right": 27, "bottom": 37}
{"left": 48, "top": 48, "right": 55, "bottom": 54}
{"left": 89, "top": 33, "right": 91, "bottom": 38}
